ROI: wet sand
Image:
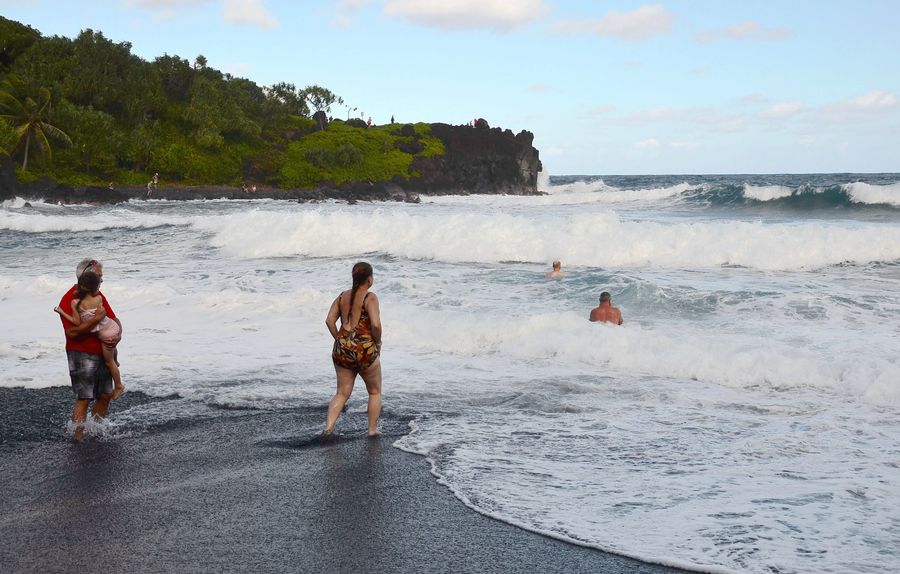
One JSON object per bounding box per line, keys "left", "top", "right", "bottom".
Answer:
{"left": 0, "top": 388, "right": 688, "bottom": 573}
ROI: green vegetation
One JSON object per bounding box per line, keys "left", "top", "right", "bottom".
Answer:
{"left": 0, "top": 16, "right": 446, "bottom": 188}
{"left": 281, "top": 121, "right": 444, "bottom": 187}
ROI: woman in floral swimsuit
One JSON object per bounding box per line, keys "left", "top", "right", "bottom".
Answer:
{"left": 324, "top": 262, "right": 383, "bottom": 436}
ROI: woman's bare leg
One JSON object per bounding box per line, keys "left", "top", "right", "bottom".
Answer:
{"left": 103, "top": 344, "right": 125, "bottom": 400}
{"left": 360, "top": 358, "right": 382, "bottom": 436}
{"left": 325, "top": 365, "right": 356, "bottom": 434}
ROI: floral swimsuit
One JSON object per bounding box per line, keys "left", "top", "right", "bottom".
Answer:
{"left": 332, "top": 293, "right": 380, "bottom": 372}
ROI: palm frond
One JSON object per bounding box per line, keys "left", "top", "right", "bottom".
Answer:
{"left": 40, "top": 122, "right": 72, "bottom": 146}
{"left": 35, "top": 128, "right": 52, "bottom": 157}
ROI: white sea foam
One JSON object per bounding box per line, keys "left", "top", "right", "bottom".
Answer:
{"left": 197, "top": 208, "right": 900, "bottom": 271}
{"left": 0, "top": 209, "right": 194, "bottom": 232}
{"left": 743, "top": 184, "right": 794, "bottom": 201}
{"left": 844, "top": 181, "right": 900, "bottom": 206}
{"left": 431, "top": 181, "right": 697, "bottom": 206}
{"left": 7, "top": 206, "right": 896, "bottom": 270}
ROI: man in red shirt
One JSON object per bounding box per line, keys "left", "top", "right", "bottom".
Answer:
{"left": 58, "top": 258, "right": 123, "bottom": 441}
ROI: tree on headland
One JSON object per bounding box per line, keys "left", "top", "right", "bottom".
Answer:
{"left": 265, "top": 82, "right": 309, "bottom": 117}
{"left": 302, "top": 85, "right": 342, "bottom": 130}
{"left": 0, "top": 79, "right": 71, "bottom": 170}
{"left": 0, "top": 17, "right": 40, "bottom": 71}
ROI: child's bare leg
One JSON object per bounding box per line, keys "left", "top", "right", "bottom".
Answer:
{"left": 103, "top": 344, "right": 125, "bottom": 400}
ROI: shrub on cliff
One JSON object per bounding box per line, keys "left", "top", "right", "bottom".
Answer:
{"left": 280, "top": 121, "right": 443, "bottom": 188}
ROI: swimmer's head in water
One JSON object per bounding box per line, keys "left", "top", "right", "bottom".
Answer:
{"left": 599, "top": 291, "right": 611, "bottom": 303}
{"left": 552, "top": 260, "right": 561, "bottom": 270}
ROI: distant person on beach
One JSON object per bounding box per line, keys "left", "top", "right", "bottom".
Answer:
{"left": 324, "top": 262, "right": 383, "bottom": 437}
{"left": 146, "top": 172, "right": 158, "bottom": 198}
{"left": 589, "top": 292, "right": 624, "bottom": 325}
{"left": 54, "top": 259, "right": 124, "bottom": 441}
{"left": 547, "top": 260, "right": 565, "bottom": 278}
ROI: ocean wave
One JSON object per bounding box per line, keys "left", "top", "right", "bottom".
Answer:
{"left": 736, "top": 182, "right": 900, "bottom": 208}
{"left": 0, "top": 208, "right": 194, "bottom": 233}
{"left": 199, "top": 209, "right": 900, "bottom": 271}
{"left": 742, "top": 184, "right": 794, "bottom": 201}
{"left": 844, "top": 181, "right": 900, "bottom": 206}
{"left": 387, "top": 309, "right": 900, "bottom": 404}
{"left": 430, "top": 181, "right": 699, "bottom": 207}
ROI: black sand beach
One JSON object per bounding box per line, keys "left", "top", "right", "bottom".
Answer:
{"left": 0, "top": 388, "right": 688, "bottom": 573}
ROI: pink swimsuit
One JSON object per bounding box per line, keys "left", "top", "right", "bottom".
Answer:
{"left": 80, "top": 308, "right": 121, "bottom": 346}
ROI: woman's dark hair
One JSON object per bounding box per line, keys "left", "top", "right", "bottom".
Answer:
{"left": 75, "top": 271, "right": 101, "bottom": 312}
{"left": 349, "top": 262, "right": 373, "bottom": 312}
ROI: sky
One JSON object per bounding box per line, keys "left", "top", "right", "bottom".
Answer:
{"left": 1, "top": 0, "right": 898, "bottom": 175}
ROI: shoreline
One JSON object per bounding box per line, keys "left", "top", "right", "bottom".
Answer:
{"left": 3, "top": 182, "right": 548, "bottom": 206}
{"left": 0, "top": 386, "right": 689, "bottom": 574}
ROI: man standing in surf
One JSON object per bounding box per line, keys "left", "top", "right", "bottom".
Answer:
{"left": 57, "top": 258, "right": 123, "bottom": 441}
{"left": 589, "top": 292, "right": 624, "bottom": 325}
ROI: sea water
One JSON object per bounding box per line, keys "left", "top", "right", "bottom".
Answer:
{"left": 1, "top": 174, "right": 899, "bottom": 573}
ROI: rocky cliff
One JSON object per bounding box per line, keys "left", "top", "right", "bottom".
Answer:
{"left": 406, "top": 123, "right": 542, "bottom": 195}
{"left": 0, "top": 122, "right": 542, "bottom": 204}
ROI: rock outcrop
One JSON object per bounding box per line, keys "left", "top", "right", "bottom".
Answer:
{"left": 404, "top": 123, "right": 542, "bottom": 195}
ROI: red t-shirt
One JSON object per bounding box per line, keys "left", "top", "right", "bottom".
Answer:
{"left": 59, "top": 285, "right": 118, "bottom": 355}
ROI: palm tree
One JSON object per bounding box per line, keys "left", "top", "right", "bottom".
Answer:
{"left": 0, "top": 85, "right": 72, "bottom": 171}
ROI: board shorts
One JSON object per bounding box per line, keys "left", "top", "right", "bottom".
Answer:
{"left": 67, "top": 350, "right": 113, "bottom": 400}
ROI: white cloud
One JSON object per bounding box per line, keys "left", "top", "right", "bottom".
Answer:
{"left": 555, "top": 4, "right": 675, "bottom": 42}
{"left": 526, "top": 84, "right": 553, "bottom": 93}
{"left": 132, "top": 0, "right": 277, "bottom": 27}
{"left": 331, "top": 0, "right": 372, "bottom": 28}
{"left": 735, "top": 93, "right": 771, "bottom": 106}
{"left": 620, "top": 106, "right": 746, "bottom": 133}
{"left": 383, "top": 0, "right": 549, "bottom": 31}
{"left": 696, "top": 20, "right": 790, "bottom": 44}
{"left": 817, "top": 90, "right": 899, "bottom": 123}
{"left": 636, "top": 138, "right": 660, "bottom": 149}
{"left": 223, "top": 0, "right": 278, "bottom": 29}
{"left": 132, "top": 0, "right": 210, "bottom": 20}
{"left": 757, "top": 100, "right": 805, "bottom": 120}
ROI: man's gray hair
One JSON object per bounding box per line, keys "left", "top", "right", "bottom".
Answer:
{"left": 76, "top": 258, "right": 101, "bottom": 279}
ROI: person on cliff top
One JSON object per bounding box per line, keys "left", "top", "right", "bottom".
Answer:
{"left": 547, "top": 260, "right": 565, "bottom": 279}
{"left": 54, "top": 259, "right": 124, "bottom": 441}
{"left": 589, "top": 292, "right": 624, "bottom": 325}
